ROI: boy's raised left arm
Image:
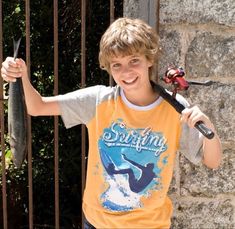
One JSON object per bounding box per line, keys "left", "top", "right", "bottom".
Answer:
{"left": 181, "top": 106, "right": 222, "bottom": 169}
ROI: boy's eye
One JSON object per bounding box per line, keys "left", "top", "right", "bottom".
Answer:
{"left": 111, "top": 63, "right": 121, "bottom": 69}
{"left": 130, "top": 58, "right": 140, "bottom": 65}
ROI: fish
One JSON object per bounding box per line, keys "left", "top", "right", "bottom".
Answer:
{"left": 8, "top": 38, "right": 27, "bottom": 168}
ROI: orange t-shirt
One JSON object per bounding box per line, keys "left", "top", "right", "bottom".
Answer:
{"left": 58, "top": 85, "right": 202, "bottom": 228}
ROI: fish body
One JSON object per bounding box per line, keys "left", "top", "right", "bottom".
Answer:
{"left": 8, "top": 78, "right": 27, "bottom": 168}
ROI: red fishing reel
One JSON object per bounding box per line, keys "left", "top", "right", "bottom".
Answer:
{"left": 157, "top": 65, "right": 215, "bottom": 139}
{"left": 162, "top": 65, "right": 213, "bottom": 98}
{"left": 162, "top": 66, "right": 189, "bottom": 97}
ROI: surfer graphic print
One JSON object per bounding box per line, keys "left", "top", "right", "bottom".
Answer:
{"left": 98, "top": 119, "right": 168, "bottom": 212}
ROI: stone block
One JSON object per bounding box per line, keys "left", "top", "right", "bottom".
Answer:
{"left": 180, "top": 147, "right": 235, "bottom": 196}
{"left": 186, "top": 32, "right": 235, "bottom": 78}
{"left": 158, "top": 28, "right": 181, "bottom": 77}
{"left": 184, "top": 82, "right": 235, "bottom": 142}
{"left": 160, "top": 0, "right": 235, "bottom": 26}
{"left": 123, "top": 0, "right": 141, "bottom": 18}
{"left": 123, "top": 0, "right": 157, "bottom": 28}
{"left": 170, "top": 195, "right": 235, "bottom": 229}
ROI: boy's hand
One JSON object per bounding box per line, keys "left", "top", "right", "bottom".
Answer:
{"left": 181, "top": 106, "right": 214, "bottom": 130}
{"left": 1, "top": 57, "right": 27, "bottom": 82}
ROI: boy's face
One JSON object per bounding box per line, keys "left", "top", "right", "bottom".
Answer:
{"left": 109, "top": 54, "right": 153, "bottom": 94}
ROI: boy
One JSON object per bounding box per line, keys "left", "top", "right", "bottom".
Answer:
{"left": 1, "top": 17, "right": 221, "bottom": 228}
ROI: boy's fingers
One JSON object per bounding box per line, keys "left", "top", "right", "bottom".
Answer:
{"left": 6, "top": 57, "right": 18, "bottom": 67}
{"left": 1, "top": 65, "right": 22, "bottom": 81}
{"left": 181, "top": 108, "right": 191, "bottom": 122}
{"left": 3, "top": 58, "right": 23, "bottom": 72}
{"left": 16, "top": 58, "right": 26, "bottom": 71}
{"left": 1, "top": 73, "right": 17, "bottom": 82}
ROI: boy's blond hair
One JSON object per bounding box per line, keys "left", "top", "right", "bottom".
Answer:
{"left": 99, "top": 17, "right": 159, "bottom": 81}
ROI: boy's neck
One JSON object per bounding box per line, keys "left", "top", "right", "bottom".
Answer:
{"left": 122, "top": 85, "right": 159, "bottom": 107}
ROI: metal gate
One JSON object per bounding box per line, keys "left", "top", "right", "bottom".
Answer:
{"left": 0, "top": 1, "right": 122, "bottom": 228}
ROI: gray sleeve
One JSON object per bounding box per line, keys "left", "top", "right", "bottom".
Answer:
{"left": 57, "top": 85, "right": 104, "bottom": 128}
{"left": 179, "top": 123, "right": 204, "bottom": 164}
{"left": 176, "top": 93, "right": 204, "bottom": 164}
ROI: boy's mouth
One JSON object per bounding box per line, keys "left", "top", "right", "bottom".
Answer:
{"left": 123, "top": 77, "right": 138, "bottom": 85}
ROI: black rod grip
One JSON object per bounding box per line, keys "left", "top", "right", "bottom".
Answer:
{"left": 154, "top": 83, "right": 214, "bottom": 139}
{"left": 194, "top": 121, "right": 214, "bottom": 139}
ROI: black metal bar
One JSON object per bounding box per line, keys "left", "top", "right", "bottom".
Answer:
{"left": 81, "top": 0, "right": 86, "bottom": 228}
{"left": 53, "top": 0, "right": 60, "bottom": 228}
{"left": 25, "top": 1, "right": 33, "bottom": 228}
{"left": 109, "top": 0, "right": 115, "bottom": 86}
{"left": 188, "top": 80, "right": 213, "bottom": 86}
{"left": 0, "top": 1, "right": 8, "bottom": 228}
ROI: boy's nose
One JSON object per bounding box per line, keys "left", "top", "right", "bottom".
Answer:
{"left": 121, "top": 65, "right": 132, "bottom": 74}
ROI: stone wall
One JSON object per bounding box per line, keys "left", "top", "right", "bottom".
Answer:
{"left": 124, "top": 0, "right": 235, "bottom": 228}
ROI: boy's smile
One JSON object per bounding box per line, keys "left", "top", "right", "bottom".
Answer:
{"left": 122, "top": 77, "right": 138, "bottom": 85}
{"left": 110, "top": 54, "right": 158, "bottom": 106}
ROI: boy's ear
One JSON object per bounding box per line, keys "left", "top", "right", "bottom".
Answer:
{"left": 148, "top": 60, "right": 154, "bottom": 67}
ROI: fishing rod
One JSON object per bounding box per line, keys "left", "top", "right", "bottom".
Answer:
{"left": 155, "top": 65, "right": 215, "bottom": 139}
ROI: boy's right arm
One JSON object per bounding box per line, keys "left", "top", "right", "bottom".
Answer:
{"left": 1, "top": 57, "right": 61, "bottom": 116}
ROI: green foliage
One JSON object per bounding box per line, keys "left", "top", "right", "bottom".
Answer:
{"left": 1, "top": 0, "right": 123, "bottom": 228}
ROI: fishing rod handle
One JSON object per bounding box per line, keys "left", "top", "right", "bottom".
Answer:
{"left": 194, "top": 121, "right": 215, "bottom": 139}
{"left": 154, "top": 84, "right": 215, "bottom": 139}
{"left": 171, "top": 98, "right": 215, "bottom": 139}
{"left": 172, "top": 101, "right": 215, "bottom": 139}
